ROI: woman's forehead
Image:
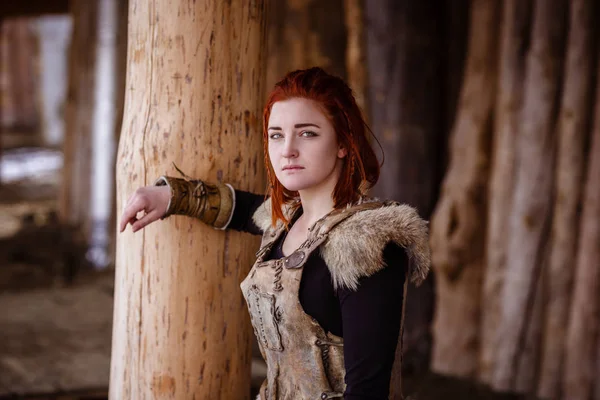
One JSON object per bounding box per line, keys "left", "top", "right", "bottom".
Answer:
{"left": 269, "top": 98, "right": 328, "bottom": 125}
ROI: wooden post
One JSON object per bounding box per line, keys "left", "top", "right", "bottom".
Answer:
{"left": 59, "top": 0, "right": 97, "bottom": 236}
{"left": 35, "top": 15, "right": 72, "bottom": 148}
{"left": 365, "top": 0, "right": 444, "bottom": 388}
{"left": 110, "top": 1, "right": 267, "bottom": 399}
{"left": 60, "top": 0, "right": 126, "bottom": 270}
{"left": 429, "top": 0, "right": 499, "bottom": 379}
{"left": 563, "top": 32, "right": 600, "bottom": 400}
{"left": 479, "top": 0, "right": 530, "bottom": 384}
{"left": 343, "top": 0, "right": 368, "bottom": 120}
{"left": 86, "top": 0, "right": 121, "bottom": 269}
{"left": 537, "top": 0, "right": 595, "bottom": 397}
{"left": 266, "top": 0, "right": 346, "bottom": 91}
{"left": 492, "top": 0, "right": 567, "bottom": 391}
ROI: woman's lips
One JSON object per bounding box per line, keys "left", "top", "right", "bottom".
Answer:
{"left": 282, "top": 165, "right": 304, "bottom": 171}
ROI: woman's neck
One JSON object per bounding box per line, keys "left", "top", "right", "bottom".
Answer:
{"left": 297, "top": 192, "right": 335, "bottom": 227}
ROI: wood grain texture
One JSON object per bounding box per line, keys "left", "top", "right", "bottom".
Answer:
{"left": 479, "top": 0, "right": 531, "bottom": 385}
{"left": 492, "top": 0, "right": 567, "bottom": 391}
{"left": 110, "top": 1, "right": 267, "bottom": 399}
{"left": 563, "top": 32, "right": 600, "bottom": 400}
{"left": 537, "top": 0, "right": 595, "bottom": 397}
{"left": 59, "top": 0, "right": 98, "bottom": 234}
{"left": 429, "top": 0, "right": 498, "bottom": 379}
{"left": 265, "top": 0, "right": 346, "bottom": 92}
{"left": 364, "top": 0, "right": 443, "bottom": 391}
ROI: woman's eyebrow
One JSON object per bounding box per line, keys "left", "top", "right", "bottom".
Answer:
{"left": 295, "top": 123, "right": 320, "bottom": 129}
{"left": 267, "top": 123, "right": 321, "bottom": 131}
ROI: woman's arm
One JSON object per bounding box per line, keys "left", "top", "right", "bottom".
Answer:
{"left": 226, "top": 189, "right": 266, "bottom": 235}
{"left": 337, "top": 242, "right": 408, "bottom": 400}
{"left": 155, "top": 176, "right": 235, "bottom": 229}
{"left": 119, "top": 174, "right": 267, "bottom": 235}
{"left": 155, "top": 176, "right": 265, "bottom": 236}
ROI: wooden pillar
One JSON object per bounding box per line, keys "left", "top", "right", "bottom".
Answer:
{"left": 479, "top": 0, "right": 531, "bottom": 385}
{"left": 59, "top": 0, "right": 97, "bottom": 239}
{"left": 86, "top": 0, "right": 122, "bottom": 269}
{"left": 365, "top": 0, "right": 444, "bottom": 385}
{"left": 35, "top": 15, "right": 72, "bottom": 148}
{"left": 5, "top": 19, "right": 39, "bottom": 132}
{"left": 266, "top": 0, "right": 346, "bottom": 91}
{"left": 110, "top": 1, "right": 267, "bottom": 399}
{"left": 429, "top": 0, "right": 499, "bottom": 380}
{"left": 60, "top": 0, "right": 125, "bottom": 270}
{"left": 492, "top": 0, "right": 567, "bottom": 391}
{"left": 343, "top": 0, "right": 369, "bottom": 121}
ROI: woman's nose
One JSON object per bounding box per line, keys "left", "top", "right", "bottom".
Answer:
{"left": 282, "top": 137, "right": 298, "bottom": 158}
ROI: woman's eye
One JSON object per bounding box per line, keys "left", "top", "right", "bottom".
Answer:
{"left": 301, "top": 131, "right": 317, "bottom": 137}
{"left": 269, "top": 133, "right": 283, "bottom": 140}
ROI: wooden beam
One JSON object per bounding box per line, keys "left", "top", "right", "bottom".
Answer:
{"left": 0, "top": 1, "right": 69, "bottom": 18}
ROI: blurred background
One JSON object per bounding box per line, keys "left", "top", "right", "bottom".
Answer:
{"left": 0, "top": 0, "right": 598, "bottom": 399}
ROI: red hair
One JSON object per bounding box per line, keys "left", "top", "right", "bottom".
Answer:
{"left": 263, "top": 67, "right": 380, "bottom": 227}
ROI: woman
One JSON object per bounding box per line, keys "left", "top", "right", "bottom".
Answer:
{"left": 119, "top": 67, "right": 430, "bottom": 400}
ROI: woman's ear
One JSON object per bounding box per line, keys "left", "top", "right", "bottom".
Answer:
{"left": 338, "top": 146, "right": 347, "bottom": 158}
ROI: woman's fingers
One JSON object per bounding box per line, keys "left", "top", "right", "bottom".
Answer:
{"left": 119, "top": 187, "right": 167, "bottom": 233}
{"left": 119, "top": 196, "right": 147, "bottom": 232}
{"left": 130, "top": 209, "right": 161, "bottom": 232}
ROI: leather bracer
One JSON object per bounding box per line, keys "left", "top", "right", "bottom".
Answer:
{"left": 154, "top": 176, "right": 235, "bottom": 230}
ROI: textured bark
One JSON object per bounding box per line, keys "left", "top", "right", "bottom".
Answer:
{"left": 479, "top": 0, "right": 531, "bottom": 385}
{"left": 492, "top": 0, "right": 567, "bottom": 392}
{"left": 110, "top": 1, "right": 267, "bottom": 399}
{"left": 514, "top": 251, "right": 545, "bottom": 393}
{"left": 429, "top": 0, "right": 498, "bottom": 378}
{"left": 365, "top": 0, "right": 443, "bottom": 388}
{"left": 343, "top": 0, "right": 369, "bottom": 120}
{"left": 367, "top": 0, "right": 443, "bottom": 217}
{"left": 265, "top": 0, "right": 346, "bottom": 91}
{"left": 537, "top": 1, "right": 595, "bottom": 398}
{"left": 85, "top": 0, "right": 123, "bottom": 269}
{"left": 563, "top": 42, "right": 600, "bottom": 400}
{"left": 59, "top": 0, "right": 97, "bottom": 237}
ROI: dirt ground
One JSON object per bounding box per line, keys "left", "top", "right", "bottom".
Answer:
{"left": 0, "top": 272, "right": 114, "bottom": 398}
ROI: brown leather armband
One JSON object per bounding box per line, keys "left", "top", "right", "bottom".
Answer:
{"left": 154, "top": 176, "right": 235, "bottom": 229}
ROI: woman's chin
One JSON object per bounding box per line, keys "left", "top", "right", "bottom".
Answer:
{"left": 280, "top": 180, "right": 310, "bottom": 193}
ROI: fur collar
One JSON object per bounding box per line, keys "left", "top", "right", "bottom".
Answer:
{"left": 252, "top": 198, "right": 431, "bottom": 291}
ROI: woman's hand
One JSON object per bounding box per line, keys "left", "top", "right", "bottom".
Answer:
{"left": 119, "top": 186, "right": 171, "bottom": 233}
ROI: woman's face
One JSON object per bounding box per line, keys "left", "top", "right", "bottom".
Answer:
{"left": 267, "top": 98, "right": 347, "bottom": 194}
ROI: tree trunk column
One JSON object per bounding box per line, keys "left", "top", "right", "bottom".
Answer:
{"left": 34, "top": 15, "right": 72, "bottom": 148}
{"left": 87, "top": 0, "right": 120, "bottom": 269}
{"left": 110, "top": 1, "right": 267, "bottom": 399}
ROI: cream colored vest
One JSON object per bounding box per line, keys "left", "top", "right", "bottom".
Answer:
{"left": 240, "top": 199, "right": 431, "bottom": 400}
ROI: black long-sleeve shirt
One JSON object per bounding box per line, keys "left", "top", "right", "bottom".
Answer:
{"left": 228, "top": 190, "right": 408, "bottom": 400}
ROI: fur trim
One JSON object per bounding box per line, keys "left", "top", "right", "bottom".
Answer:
{"left": 321, "top": 203, "right": 430, "bottom": 290}
{"left": 251, "top": 197, "right": 296, "bottom": 232}
{"left": 252, "top": 198, "right": 275, "bottom": 232}
{"left": 252, "top": 198, "right": 431, "bottom": 291}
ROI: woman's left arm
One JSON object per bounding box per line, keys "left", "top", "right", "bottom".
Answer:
{"left": 337, "top": 242, "right": 408, "bottom": 400}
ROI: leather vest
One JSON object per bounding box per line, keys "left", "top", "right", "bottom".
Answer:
{"left": 240, "top": 202, "right": 389, "bottom": 400}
